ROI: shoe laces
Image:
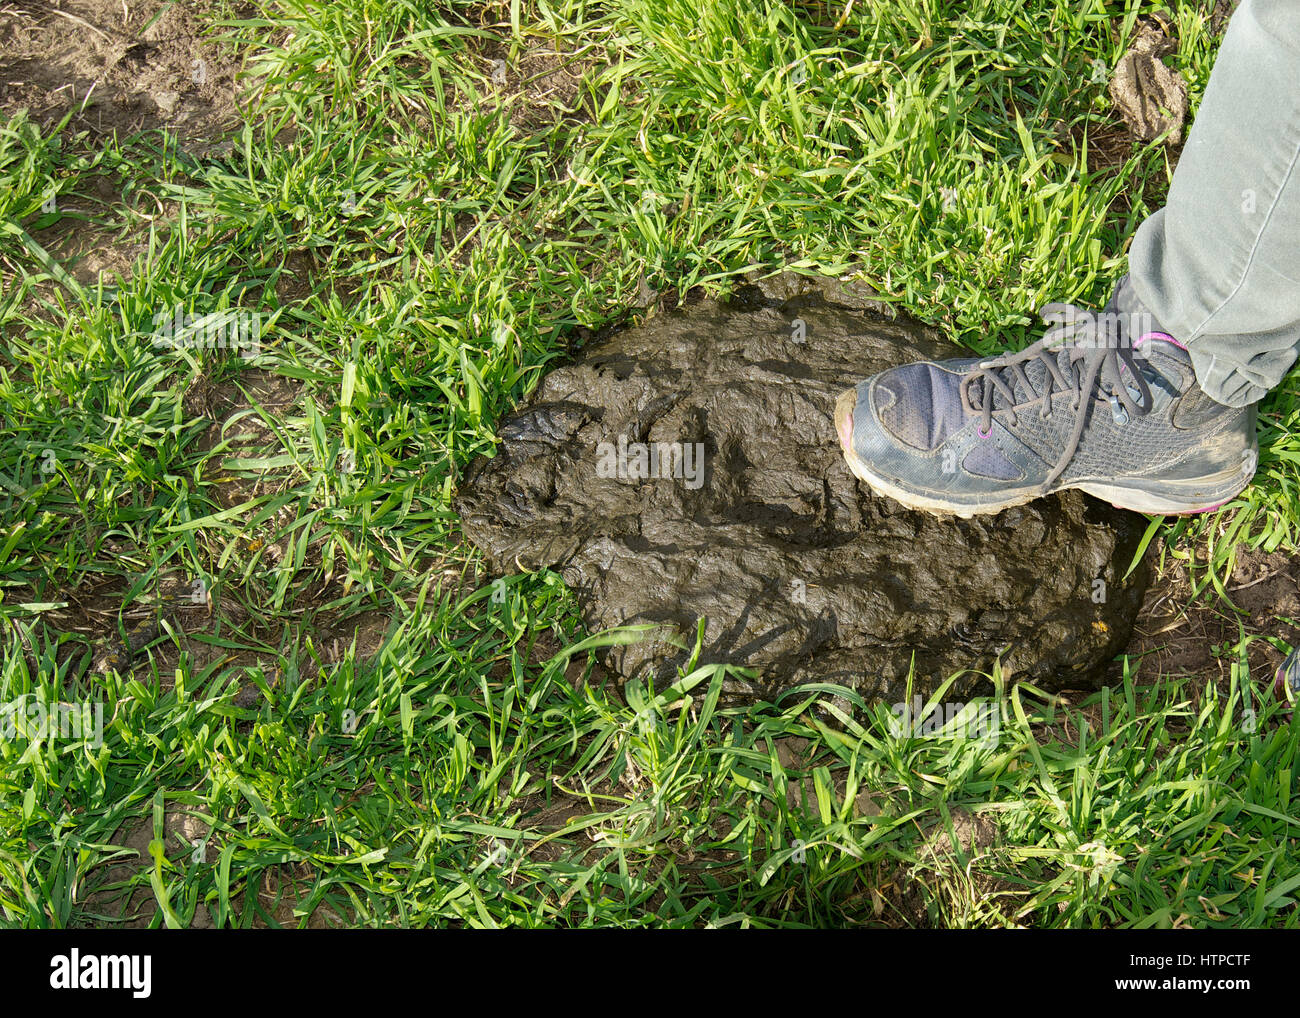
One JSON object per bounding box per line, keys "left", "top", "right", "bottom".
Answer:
{"left": 958, "top": 303, "right": 1154, "bottom": 489}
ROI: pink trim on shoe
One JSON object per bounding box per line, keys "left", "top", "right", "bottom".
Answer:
{"left": 1133, "top": 331, "right": 1186, "bottom": 350}
{"left": 838, "top": 411, "right": 853, "bottom": 452}
{"left": 1173, "top": 498, "right": 1228, "bottom": 516}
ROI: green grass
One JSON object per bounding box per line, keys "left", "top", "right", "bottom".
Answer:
{"left": 0, "top": 0, "right": 1298, "bottom": 928}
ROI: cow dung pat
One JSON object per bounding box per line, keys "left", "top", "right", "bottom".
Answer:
{"left": 456, "top": 271, "right": 1150, "bottom": 705}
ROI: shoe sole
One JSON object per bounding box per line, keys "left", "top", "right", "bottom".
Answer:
{"left": 834, "top": 389, "right": 1250, "bottom": 518}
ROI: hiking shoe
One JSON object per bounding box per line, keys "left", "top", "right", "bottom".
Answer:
{"left": 834, "top": 279, "right": 1259, "bottom": 517}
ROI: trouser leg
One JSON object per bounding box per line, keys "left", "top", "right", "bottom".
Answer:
{"left": 1126, "top": 0, "right": 1300, "bottom": 407}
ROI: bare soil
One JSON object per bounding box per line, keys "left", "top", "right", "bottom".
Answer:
{"left": 0, "top": 0, "right": 244, "bottom": 144}
{"left": 1126, "top": 546, "right": 1300, "bottom": 706}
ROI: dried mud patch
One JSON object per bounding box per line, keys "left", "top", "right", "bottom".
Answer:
{"left": 25, "top": 169, "right": 148, "bottom": 287}
{"left": 82, "top": 815, "right": 345, "bottom": 928}
{"left": 2, "top": 0, "right": 249, "bottom": 294}
{"left": 0, "top": 0, "right": 245, "bottom": 145}
{"left": 80, "top": 810, "right": 217, "bottom": 928}
{"left": 498, "top": 41, "right": 602, "bottom": 134}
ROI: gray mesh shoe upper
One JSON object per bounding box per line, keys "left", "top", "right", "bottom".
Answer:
{"left": 874, "top": 361, "right": 976, "bottom": 452}
{"left": 843, "top": 279, "right": 1259, "bottom": 515}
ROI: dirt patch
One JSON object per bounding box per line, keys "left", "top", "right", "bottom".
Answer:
{"left": 919, "top": 807, "right": 998, "bottom": 862}
{"left": 272, "top": 249, "right": 321, "bottom": 306}
{"left": 0, "top": 0, "right": 245, "bottom": 145}
{"left": 81, "top": 812, "right": 344, "bottom": 928}
{"left": 24, "top": 168, "right": 147, "bottom": 287}
{"left": 1125, "top": 545, "right": 1300, "bottom": 707}
{"left": 192, "top": 367, "right": 307, "bottom": 583}
{"left": 455, "top": 5, "right": 605, "bottom": 132}
{"left": 2, "top": 0, "right": 248, "bottom": 292}
{"left": 73, "top": 582, "right": 395, "bottom": 696}
{"left": 193, "top": 366, "right": 302, "bottom": 467}
{"left": 1210, "top": 0, "right": 1241, "bottom": 37}
{"left": 774, "top": 735, "right": 880, "bottom": 816}
{"left": 250, "top": 862, "right": 346, "bottom": 929}
{"left": 29, "top": 508, "right": 394, "bottom": 701}
{"left": 458, "top": 34, "right": 603, "bottom": 130}
{"left": 12, "top": 565, "right": 207, "bottom": 684}
{"left": 80, "top": 810, "right": 216, "bottom": 928}
{"left": 498, "top": 42, "right": 600, "bottom": 134}
{"left": 1108, "top": 12, "right": 1189, "bottom": 147}
{"left": 833, "top": 808, "right": 1019, "bottom": 928}
{"left": 1057, "top": 119, "right": 1138, "bottom": 173}
{"left": 37, "top": 365, "right": 392, "bottom": 692}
